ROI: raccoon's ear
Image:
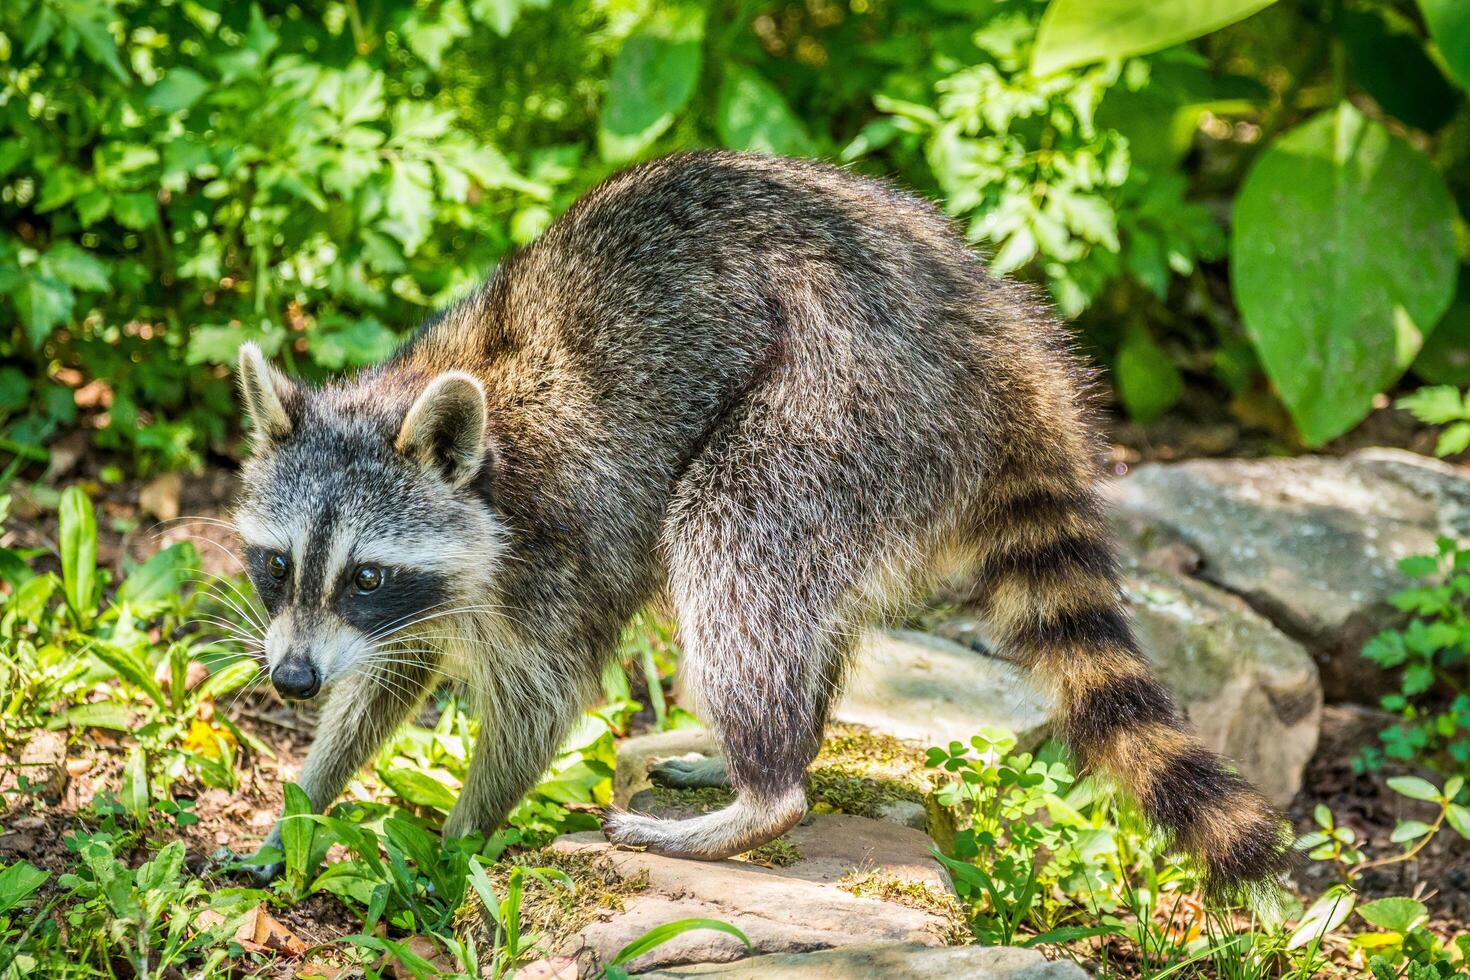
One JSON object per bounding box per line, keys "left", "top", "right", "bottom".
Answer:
{"left": 237, "top": 342, "right": 296, "bottom": 444}
{"left": 396, "top": 371, "right": 487, "bottom": 489}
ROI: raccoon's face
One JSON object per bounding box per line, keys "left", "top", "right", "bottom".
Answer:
{"left": 233, "top": 344, "right": 502, "bottom": 700}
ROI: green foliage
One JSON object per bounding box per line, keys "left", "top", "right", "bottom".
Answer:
{"left": 2, "top": 490, "right": 257, "bottom": 793}
{"left": 1032, "top": 0, "right": 1279, "bottom": 76}
{"left": 932, "top": 727, "right": 1470, "bottom": 976}
{"left": 1359, "top": 537, "right": 1470, "bottom": 777}
{"left": 3, "top": 0, "right": 1468, "bottom": 461}
{"left": 1420, "top": 0, "right": 1470, "bottom": 92}
{"left": 1232, "top": 104, "right": 1458, "bottom": 446}
{"left": 1399, "top": 384, "right": 1470, "bottom": 456}
{"left": 0, "top": 0, "right": 549, "bottom": 471}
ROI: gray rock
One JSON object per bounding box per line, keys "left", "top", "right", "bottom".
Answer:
{"left": 1110, "top": 448, "right": 1470, "bottom": 699}
{"left": 614, "top": 729, "right": 715, "bottom": 807}
{"left": 549, "top": 815, "right": 961, "bottom": 975}
{"left": 835, "top": 630, "right": 1051, "bottom": 748}
{"left": 874, "top": 799, "right": 929, "bottom": 831}
{"left": 640, "top": 943, "right": 1088, "bottom": 979}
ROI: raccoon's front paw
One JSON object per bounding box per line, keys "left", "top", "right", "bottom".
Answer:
{"left": 213, "top": 846, "right": 284, "bottom": 885}
{"left": 648, "top": 754, "right": 729, "bottom": 790}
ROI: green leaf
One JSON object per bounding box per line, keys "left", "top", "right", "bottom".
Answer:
{"left": 280, "top": 783, "right": 316, "bottom": 880}
{"left": 598, "top": 5, "right": 705, "bottom": 164}
{"left": 1446, "top": 803, "right": 1470, "bottom": 838}
{"left": 116, "top": 542, "right": 197, "bottom": 611}
{"left": 378, "top": 765, "right": 458, "bottom": 810}
{"left": 0, "top": 367, "right": 26, "bottom": 415}
{"left": 1396, "top": 384, "right": 1467, "bottom": 425}
{"left": 16, "top": 274, "right": 75, "bottom": 347}
{"left": 196, "top": 659, "right": 260, "bottom": 701}
{"left": 42, "top": 243, "right": 109, "bottom": 291}
{"left": 146, "top": 67, "right": 210, "bottom": 113}
{"left": 607, "top": 918, "right": 752, "bottom": 968}
{"left": 1338, "top": 8, "right": 1458, "bottom": 132}
{"left": 1420, "top": 0, "right": 1470, "bottom": 92}
{"left": 1436, "top": 421, "right": 1470, "bottom": 457}
{"left": 69, "top": 8, "right": 129, "bottom": 82}
{"left": 1414, "top": 268, "right": 1470, "bottom": 386}
{"left": 121, "top": 747, "right": 149, "bottom": 824}
{"left": 716, "top": 63, "right": 816, "bottom": 157}
{"left": 59, "top": 486, "right": 97, "bottom": 626}
{"left": 1357, "top": 897, "right": 1428, "bottom": 933}
{"left": 1114, "top": 329, "right": 1183, "bottom": 422}
{"left": 111, "top": 193, "right": 158, "bottom": 230}
{"left": 307, "top": 318, "right": 398, "bottom": 370}
{"left": 1231, "top": 104, "right": 1458, "bottom": 445}
{"left": 1389, "top": 819, "right": 1433, "bottom": 843}
{"left": 1032, "top": 0, "right": 1280, "bottom": 77}
{"left": 0, "top": 861, "right": 50, "bottom": 915}
{"left": 1387, "top": 775, "right": 1442, "bottom": 802}
{"left": 63, "top": 701, "right": 133, "bottom": 731}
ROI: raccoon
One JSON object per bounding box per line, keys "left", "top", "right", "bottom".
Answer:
{"left": 233, "top": 151, "right": 1289, "bottom": 894}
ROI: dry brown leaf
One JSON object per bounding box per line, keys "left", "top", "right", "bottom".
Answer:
{"left": 233, "top": 904, "right": 308, "bottom": 957}
{"left": 139, "top": 471, "right": 183, "bottom": 523}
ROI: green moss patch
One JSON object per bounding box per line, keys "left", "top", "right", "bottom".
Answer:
{"left": 807, "top": 723, "right": 935, "bottom": 821}
{"left": 838, "top": 870, "right": 969, "bottom": 945}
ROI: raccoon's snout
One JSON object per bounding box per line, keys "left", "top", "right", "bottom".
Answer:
{"left": 272, "top": 655, "right": 320, "bottom": 700}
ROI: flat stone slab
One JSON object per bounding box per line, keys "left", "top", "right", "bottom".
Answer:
{"left": 640, "top": 942, "right": 1088, "bottom": 978}
{"left": 549, "top": 815, "right": 960, "bottom": 975}
{"left": 836, "top": 630, "right": 1051, "bottom": 748}
{"left": 1110, "top": 447, "right": 1470, "bottom": 699}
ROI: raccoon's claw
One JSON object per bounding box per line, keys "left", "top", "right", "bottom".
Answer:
{"left": 648, "top": 754, "right": 730, "bottom": 790}
{"left": 212, "top": 845, "right": 283, "bottom": 885}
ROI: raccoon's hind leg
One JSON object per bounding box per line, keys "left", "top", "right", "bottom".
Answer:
{"left": 603, "top": 421, "right": 861, "bottom": 861}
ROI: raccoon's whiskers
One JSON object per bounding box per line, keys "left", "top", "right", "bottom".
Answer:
{"left": 363, "top": 603, "right": 520, "bottom": 644}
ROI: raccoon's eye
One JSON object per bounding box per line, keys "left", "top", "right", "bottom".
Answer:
{"left": 354, "top": 564, "right": 383, "bottom": 593}
{"left": 267, "top": 553, "right": 288, "bottom": 580}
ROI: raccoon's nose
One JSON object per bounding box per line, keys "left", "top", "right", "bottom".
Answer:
{"left": 271, "top": 657, "right": 320, "bottom": 700}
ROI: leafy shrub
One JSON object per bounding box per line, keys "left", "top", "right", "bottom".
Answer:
{"left": 1359, "top": 537, "right": 1470, "bottom": 776}
{"left": 3, "top": 0, "right": 1468, "bottom": 469}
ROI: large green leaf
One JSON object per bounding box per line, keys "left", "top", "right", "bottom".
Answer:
{"left": 1032, "top": 0, "right": 1279, "bottom": 76}
{"left": 59, "top": 486, "right": 97, "bottom": 626}
{"left": 1420, "top": 0, "right": 1470, "bottom": 92}
{"left": 598, "top": 5, "right": 705, "bottom": 164}
{"left": 716, "top": 63, "right": 816, "bottom": 157}
{"left": 1231, "top": 104, "right": 1457, "bottom": 445}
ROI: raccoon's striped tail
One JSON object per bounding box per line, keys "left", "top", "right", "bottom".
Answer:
{"left": 973, "top": 474, "right": 1292, "bottom": 898}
